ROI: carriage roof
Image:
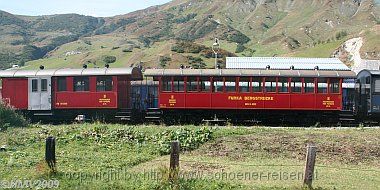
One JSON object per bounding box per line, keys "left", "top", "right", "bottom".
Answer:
{"left": 144, "top": 69, "right": 356, "bottom": 78}
{"left": 0, "top": 67, "right": 142, "bottom": 79}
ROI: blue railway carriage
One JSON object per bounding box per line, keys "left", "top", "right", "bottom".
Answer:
{"left": 131, "top": 80, "right": 159, "bottom": 110}
{"left": 355, "top": 70, "right": 380, "bottom": 121}
{"left": 130, "top": 80, "right": 160, "bottom": 122}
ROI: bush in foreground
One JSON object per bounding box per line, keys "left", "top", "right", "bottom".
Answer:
{"left": 0, "top": 102, "right": 28, "bottom": 130}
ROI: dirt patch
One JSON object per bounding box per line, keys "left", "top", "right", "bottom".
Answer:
{"left": 181, "top": 162, "right": 225, "bottom": 172}
{"left": 193, "top": 130, "right": 380, "bottom": 166}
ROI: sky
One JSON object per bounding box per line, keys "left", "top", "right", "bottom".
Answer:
{"left": 0, "top": 0, "right": 172, "bottom": 17}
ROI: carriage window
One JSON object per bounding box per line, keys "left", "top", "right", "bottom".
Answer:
{"left": 304, "top": 78, "right": 315, "bottom": 93}
{"left": 57, "top": 77, "right": 67, "bottom": 92}
{"left": 252, "top": 77, "right": 263, "bottom": 92}
{"left": 213, "top": 77, "right": 224, "bottom": 93}
{"left": 41, "top": 79, "right": 47, "bottom": 92}
{"left": 225, "top": 77, "right": 236, "bottom": 92}
{"left": 187, "top": 77, "right": 198, "bottom": 92}
{"left": 265, "top": 77, "right": 276, "bottom": 93}
{"left": 366, "top": 76, "right": 371, "bottom": 84}
{"left": 173, "top": 77, "right": 185, "bottom": 92}
{"left": 330, "top": 79, "right": 340, "bottom": 94}
{"left": 200, "top": 77, "right": 211, "bottom": 92}
{"left": 161, "top": 77, "right": 172, "bottom": 92}
{"left": 239, "top": 77, "right": 250, "bottom": 93}
{"left": 32, "top": 79, "right": 38, "bottom": 92}
{"left": 317, "top": 78, "right": 328, "bottom": 93}
{"left": 278, "top": 78, "right": 289, "bottom": 93}
{"left": 96, "top": 76, "right": 113, "bottom": 91}
{"left": 74, "top": 77, "right": 89, "bottom": 92}
{"left": 374, "top": 78, "right": 380, "bottom": 93}
{"left": 291, "top": 78, "right": 302, "bottom": 93}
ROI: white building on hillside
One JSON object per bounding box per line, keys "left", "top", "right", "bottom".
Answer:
{"left": 226, "top": 57, "right": 351, "bottom": 71}
{"left": 352, "top": 59, "right": 380, "bottom": 74}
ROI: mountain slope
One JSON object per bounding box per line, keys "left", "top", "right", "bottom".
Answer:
{"left": 0, "top": 10, "right": 104, "bottom": 68}
{"left": 1, "top": 0, "right": 379, "bottom": 69}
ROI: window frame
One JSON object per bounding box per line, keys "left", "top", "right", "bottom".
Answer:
{"left": 278, "top": 77, "right": 289, "bottom": 93}
{"left": 264, "top": 77, "right": 277, "bottom": 93}
{"left": 32, "top": 79, "right": 38, "bottom": 92}
{"left": 57, "top": 77, "right": 67, "bottom": 92}
{"left": 291, "top": 77, "right": 302, "bottom": 93}
{"left": 96, "top": 76, "right": 113, "bottom": 92}
{"left": 329, "top": 78, "right": 341, "bottom": 94}
{"left": 41, "top": 79, "right": 48, "bottom": 92}
{"left": 173, "top": 76, "right": 185, "bottom": 92}
{"left": 252, "top": 77, "right": 263, "bottom": 93}
{"left": 199, "top": 77, "right": 211, "bottom": 93}
{"left": 225, "top": 77, "right": 237, "bottom": 93}
{"left": 186, "top": 77, "right": 199, "bottom": 92}
{"left": 304, "top": 78, "right": 316, "bottom": 94}
{"left": 317, "top": 78, "right": 328, "bottom": 94}
{"left": 239, "top": 77, "right": 251, "bottom": 93}
{"left": 161, "top": 76, "right": 173, "bottom": 92}
{"left": 212, "top": 77, "right": 224, "bottom": 93}
{"left": 73, "top": 76, "right": 90, "bottom": 92}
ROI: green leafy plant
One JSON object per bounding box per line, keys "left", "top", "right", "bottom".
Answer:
{"left": 153, "top": 127, "right": 213, "bottom": 155}
{"left": 0, "top": 102, "right": 28, "bottom": 130}
{"left": 102, "top": 55, "right": 116, "bottom": 63}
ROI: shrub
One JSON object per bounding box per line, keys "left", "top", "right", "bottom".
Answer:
{"left": 188, "top": 56, "right": 207, "bottom": 69}
{"left": 174, "top": 13, "right": 197, "bottom": 24}
{"left": 83, "top": 39, "right": 92, "bottom": 45}
{"left": 227, "top": 32, "right": 250, "bottom": 44}
{"left": 0, "top": 102, "right": 28, "bottom": 130}
{"left": 102, "top": 55, "right": 116, "bottom": 63}
{"left": 122, "top": 46, "right": 133, "bottom": 52}
{"left": 235, "top": 44, "right": 246, "bottom": 53}
{"left": 171, "top": 41, "right": 206, "bottom": 54}
{"left": 159, "top": 56, "right": 171, "bottom": 68}
{"left": 336, "top": 31, "right": 348, "bottom": 40}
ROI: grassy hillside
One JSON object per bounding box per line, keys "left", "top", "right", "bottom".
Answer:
{"left": 1, "top": 0, "right": 380, "bottom": 69}
{"left": 0, "top": 124, "right": 379, "bottom": 189}
{"left": 0, "top": 11, "right": 104, "bottom": 69}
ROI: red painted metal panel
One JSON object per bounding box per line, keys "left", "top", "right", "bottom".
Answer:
{"left": 235, "top": 93, "right": 265, "bottom": 109}
{"left": 315, "top": 94, "right": 342, "bottom": 110}
{"left": 290, "top": 94, "right": 316, "bottom": 109}
{"left": 185, "top": 93, "right": 211, "bottom": 108}
{"left": 67, "top": 77, "right": 74, "bottom": 91}
{"left": 159, "top": 93, "right": 185, "bottom": 108}
{"left": 55, "top": 92, "right": 117, "bottom": 109}
{"left": 264, "top": 94, "right": 290, "bottom": 109}
{"left": 1, "top": 78, "right": 28, "bottom": 109}
{"left": 117, "top": 76, "right": 129, "bottom": 108}
{"left": 89, "top": 77, "right": 96, "bottom": 92}
{"left": 212, "top": 93, "right": 238, "bottom": 109}
{"left": 159, "top": 91, "right": 343, "bottom": 111}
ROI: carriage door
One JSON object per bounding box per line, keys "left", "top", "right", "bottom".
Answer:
{"left": 28, "top": 77, "right": 51, "bottom": 110}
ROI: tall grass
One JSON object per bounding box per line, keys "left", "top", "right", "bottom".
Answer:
{"left": 0, "top": 101, "right": 28, "bottom": 130}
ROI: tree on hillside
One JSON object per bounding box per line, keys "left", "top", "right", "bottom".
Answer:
{"left": 103, "top": 55, "right": 117, "bottom": 64}
{"left": 159, "top": 56, "right": 171, "bottom": 68}
{"left": 235, "top": 44, "right": 246, "bottom": 53}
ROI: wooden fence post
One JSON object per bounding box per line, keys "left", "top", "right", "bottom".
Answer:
{"left": 303, "top": 144, "right": 317, "bottom": 188}
{"left": 169, "top": 141, "right": 180, "bottom": 182}
{"left": 45, "top": 136, "right": 56, "bottom": 173}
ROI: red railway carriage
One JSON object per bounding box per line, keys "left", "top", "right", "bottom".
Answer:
{"left": 0, "top": 67, "right": 142, "bottom": 121}
{"left": 145, "top": 69, "right": 356, "bottom": 125}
